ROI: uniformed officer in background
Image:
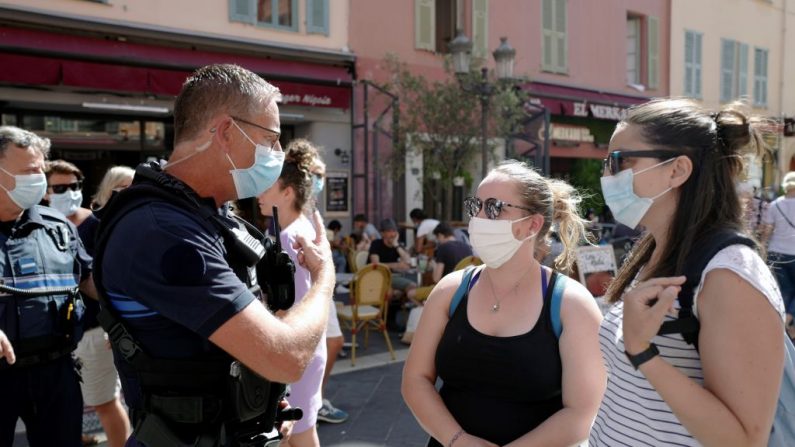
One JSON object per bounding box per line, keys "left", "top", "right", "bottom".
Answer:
{"left": 0, "top": 126, "right": 96, "bottom": 447}
{"left": 95, "top": 64, "right": 335, "bottom": 446}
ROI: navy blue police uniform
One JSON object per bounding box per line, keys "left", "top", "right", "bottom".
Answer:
{"left": 95, "top": 163, "right": 288, "bottom": 446}
{"left": 0, "top": 205, "right": 92, "bottom": 447}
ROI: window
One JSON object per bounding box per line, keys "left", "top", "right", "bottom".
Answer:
{"left": 754, "top": 48, "right": 768, "bottom": 107}
{"left": 626, "top": 16, "right": 641, "bottom": 85}
{"left": 720, "top": 39, "right": 749, "bottom": 102}
{"left": 684, "top": 30, "right": 703, "bottom": 98}
{"left": 415, "top": 0, "right": 459, "bottom": 52}
{"left": 542, "top": 0, "right": 567, "bottom": 73}
{"left": 625, "top": 14, "right": 659, "bottom": 88}
{"left": 229, "top": 0, "right": 298, "bottom": 31}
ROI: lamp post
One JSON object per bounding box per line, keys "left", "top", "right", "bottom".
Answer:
{"left": 449, "top": 31, "right": 516, "bottom": 179}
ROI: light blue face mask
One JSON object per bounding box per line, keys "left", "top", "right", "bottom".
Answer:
{"left": 600, "top": 158, "right": 674, "bottom": 229}
{"left": 312, "top": 174, "right": 324, "bottom": 196}
{"left": 49, "top": 189, "right": 83, "bottom": 217}
{"left": 0, "top": 166, "right": 47, "bottom": 210}
{"left": 228, "top": 121, "right": 285, "bottom": 199}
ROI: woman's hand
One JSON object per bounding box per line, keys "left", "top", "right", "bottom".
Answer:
{"left": 622, "top": 276, "right": 686, "bottom": 353}
{"left": 276, "top": 399, "right": 295, "bottom": 443}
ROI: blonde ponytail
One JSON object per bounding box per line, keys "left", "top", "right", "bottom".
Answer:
{"left": 547, "top": 179, "right": 588, "bottom": 273}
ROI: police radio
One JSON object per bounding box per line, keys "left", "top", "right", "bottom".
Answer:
{"left": 258, "top": 206, "right": 296, "bottom": 312}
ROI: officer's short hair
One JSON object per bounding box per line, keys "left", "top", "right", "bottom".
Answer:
{"left": 0, "top": 126, "right": 51, "bottom": 159}
{"left": 174, "top": 64, "right": 281, "bottom": 145}
{"left": 45, "top": 160, "right": 84, "bottom": 181}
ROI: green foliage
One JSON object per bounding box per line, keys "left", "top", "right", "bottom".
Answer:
{"left": 381, "top": 54, "right": 531, "bottom": 219}
{"left": 567, "top": 158, "right": 604, "bottom": 215}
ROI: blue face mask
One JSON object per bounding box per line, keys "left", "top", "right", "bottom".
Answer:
{"left": 600, "top": 158, "right": 674, "bottom": 229}
{"left": 0, "top": 166, "right": 47, "bottom": 210}
{"left": 312, "top": 174, "right": 324, "bottom": 196}
{"left": 228, "top": 121, "right": 285, "bottom": 199}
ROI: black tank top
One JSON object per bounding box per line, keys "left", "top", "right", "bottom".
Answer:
{"left": 430, "top": 269, "right": 563, "bottom": 446}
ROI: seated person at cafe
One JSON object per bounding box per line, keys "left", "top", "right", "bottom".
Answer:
{"left": 409, "top": 208, "right": 440, "bottom": 255}
{"left": 368, "top": 218, "right": 417, "bottom": 299}
{"left": 326, "top": 219, "right": 349, "bottom": 273}
{"left": 409, "top": 221, "right": 473, "bottom": 302}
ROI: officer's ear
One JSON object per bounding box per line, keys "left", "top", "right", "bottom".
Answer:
{"left": 214, "top": 116, "right": 236, "bottom": 155}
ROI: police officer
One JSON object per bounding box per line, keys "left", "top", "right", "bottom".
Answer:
{"left": 96, "top": 64, "right": 334, "bottom": 446}
{"left": 0, "top": 126, "right": 96, "bottom": 447}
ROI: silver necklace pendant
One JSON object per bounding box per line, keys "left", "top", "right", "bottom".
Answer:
{"left": 491, "top": 303, "right": 500, "bottom": 312}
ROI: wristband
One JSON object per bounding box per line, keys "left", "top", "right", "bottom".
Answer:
{"left": 448, "top": 429, "right": 464, "bottom": 447}
{"left": 624, "top": 343, "right": 659, "bottom": 370}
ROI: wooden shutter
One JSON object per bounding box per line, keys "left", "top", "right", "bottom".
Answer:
{"left": 415, "top": 0, "right": 436, "bottom": 51}
{"left": 647, "top": 16, "right": 659, "bottom": 89}
{"left": 472, "top": 0, "right": 489, "bottom": 59}
{"left": 720, "top": 39, "right": 735, "bottom": 102}
{"left": 684, "top": 31, "right": 694, "bottom": 96}
{"left": 554, "top": 0, "right": 567, "bottom": 72}
{"left": 307, "top": 0, "right": 328, "bottom": 34}
{"left": 738, "top": 42, "right": 748, "bottom": 97}
{"left": 229, "top": 0, "right": 256, "bottom": 24}
{"left": 694, "top": 33, "right": 702, "bottom": 97}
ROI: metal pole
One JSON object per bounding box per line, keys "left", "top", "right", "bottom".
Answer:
{"left": 480, "top": 67, "right": 489, "bottom": 180}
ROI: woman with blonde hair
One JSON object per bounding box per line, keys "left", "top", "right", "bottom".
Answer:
{"left": 402, "top": 160, "right": 605, "bottom": 446}
{"left": 91, "top": 165, "right": 135, "bottom": 210}
{"left": 590, "top": 99, "right": 786, "bottom": 446}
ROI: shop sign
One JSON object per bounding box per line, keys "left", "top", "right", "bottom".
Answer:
{"left": 572, "top": 102, "right": 628, "bottom": 121}
{"left": 539, "top": 124, "right": 595, "bottom": 143}
{"left": 272, "top": 80, "right": 351, "bottom": 109}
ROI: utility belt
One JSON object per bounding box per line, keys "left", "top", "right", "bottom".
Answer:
{"left": 0, "top": 284, "right": 84, "bottom": 370}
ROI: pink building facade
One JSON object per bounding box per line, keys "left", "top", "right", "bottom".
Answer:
{"left": 348, "top": 0, "right": 670, "bottom": 222}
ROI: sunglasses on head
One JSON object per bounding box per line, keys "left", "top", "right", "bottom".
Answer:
{"left": 464, "top": 196, "right": 533, "bottom": 220}
{"left": 49, "top": 181, "right": 82, "bottom": 194}
{"left": 602, "top": 150, "right": 682, "bottom": 176}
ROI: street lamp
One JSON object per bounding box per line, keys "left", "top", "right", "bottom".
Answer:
{"left": 449, "top": 30, "right": 516, "bottom": 179}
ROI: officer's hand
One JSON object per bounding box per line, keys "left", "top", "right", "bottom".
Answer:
{"left": 0, "top": 329, "right": 15, "bottom": 365}
{"left": 292, "top": 210, "right": 334, "bottom": 282}
{"left": 276, "top": 399, "right": 294, "bottom": 442}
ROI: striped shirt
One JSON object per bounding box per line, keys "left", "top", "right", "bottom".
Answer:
{"left": 590, "top": 244, "right": 784, "bottom": 446}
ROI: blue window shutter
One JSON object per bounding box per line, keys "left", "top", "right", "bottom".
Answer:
{"left": 307, "top": 0, "right": 329, "bottom": 35}
{"left": 694, "top": 33, "right": 702, "bottom": 98}
{"left": 738, "top": 42, "right": 748, "bottom": 98}
{"left": 230, "top": 0, "right": 256, "bottom": 24}
{"left": 684, "top": 31, "right": 693, "bottom": 96}
{"left": 720, "top": 39, "right": 735, "bottom": 102}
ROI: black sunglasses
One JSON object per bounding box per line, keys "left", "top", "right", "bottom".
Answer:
{"left": 464, "top": 197, "right": 533, "bottom": 220}
{"left": 49, "top": 181, "right": 82, "bottom": 194}
{"left": 602, "top": 150, "right": 682, "bottom": 176}
{"left": 232, "top": 116, "right": 281, "bottom": 152}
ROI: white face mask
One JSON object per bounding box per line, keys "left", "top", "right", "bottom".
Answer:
{"left": 49, "top": 189, "right": 83, "bottom": 217}
{"left": 600, "top": 158, "right": 674, "bottom": 229}
{"left": 468, "top": 215, "right": 533, "bottom": 269}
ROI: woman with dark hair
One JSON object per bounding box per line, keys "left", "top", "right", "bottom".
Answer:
{"left": 258, "top": 139, "right": 325, "bottom": 447}
{"left": 590, "top": 99, "right": 786, "bottom": 446}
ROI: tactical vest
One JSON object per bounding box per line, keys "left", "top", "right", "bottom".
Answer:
{"left": 0, "top": 206, "right": 86, "bottom": 369}
{"left": 94, "top": 163, "right": 291, "bottom": 447}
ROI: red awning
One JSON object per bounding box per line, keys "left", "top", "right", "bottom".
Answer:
{"left": 0, "top": 26, "right": 352, "bottom": 109}
{"left": 0, "top": 25, "right": 352, "bottom": 84}
{"left": 523, "top": 82, "right": 647, "bottom": 119}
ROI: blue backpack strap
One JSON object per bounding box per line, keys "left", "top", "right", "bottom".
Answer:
{"left": 550, "top": 272, "right": 567, "bottom": 339}
{"left": 449, "top": 266, "right": 480, "bottom": 318}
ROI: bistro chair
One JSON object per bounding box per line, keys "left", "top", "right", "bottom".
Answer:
{"left": 338, "top": 264, "right": 396, "bottom": 366}
{"left": 454, "top": 255, "right": 482, "bottom": 271}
